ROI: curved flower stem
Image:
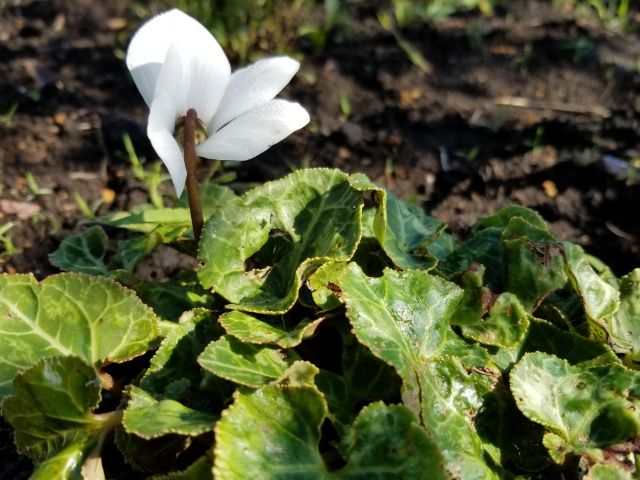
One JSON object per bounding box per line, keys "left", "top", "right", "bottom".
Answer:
{"left": 183, "top": 108, "right": 204, "bottom": 241}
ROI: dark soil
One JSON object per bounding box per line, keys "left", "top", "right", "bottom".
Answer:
{"left": 1, "top": 0, "right": 639, "bottom": 477}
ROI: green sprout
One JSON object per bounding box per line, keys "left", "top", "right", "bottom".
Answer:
{"left": 0, "top": 103, "right": 18, "bottom": 127}
{"left": 72, "top": 191, "right": 101, "bottom": 220}
{"left": 339, "top": 91, "right": 351, "bottom": 118}
{"left": 25, "top": 172, "right": 53, "bottom": 197}
{"left": 0, "top": 222, "right": 17, "bottom": 256}
{"left": 122, "top": 133, "right": 168, "bottom": 208}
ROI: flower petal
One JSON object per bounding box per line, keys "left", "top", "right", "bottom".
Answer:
{"left": 210, "top": 57, "right": 300, "bottom": 132}
{"left": 147, "top": 92, "right": 186, "bottom": 197}
{"left": 126, "top": 9, "right": 200, "bottom": 106}
{"left": 196, "top": 99, "right": 309, "bottom": 161}
{"left": 151, "top": 13, "right": 230, "bottom": 124}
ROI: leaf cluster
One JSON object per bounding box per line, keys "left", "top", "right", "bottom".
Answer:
{"left": 1, "top": 168, "right": 639, "bottom": 479}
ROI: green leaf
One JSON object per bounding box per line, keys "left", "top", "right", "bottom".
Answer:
{"left": 140, "top": 309, "right": 226, "bottom": 410}
{"left": 114, "top": 427, "right": 189, "bottom": 473}
{"left": 176, "top": 183, "right": 237, "bottom": 218}
{"left": 48, "top": 223, "right": 190, "bottom": 276}
{"left": 488, "top": 318, "right": 619, "bottom": 372}
{"left": 317, "top": 328, "right": 402, "bottom": 437}
{"left": 418, "top": 356, "right": 501, "bottom": 480}
{"left": 0, "top": 273, "right": 157, "bottom": 399}
{"left": 219, "top": 310, "right": 324, "bottom": 348}
{"left": 611, "top": 269, "right": 640, "bottom": 361}
{"left": 453, "top": 265, "right": 530, "bottom": 347}
{"left": 442, "top": 206, "right": 564, "bottom": 304}
{"left": 475, "top": 386, "right": 552, "bottom": 474}
{"left": 150, "top": 456, "right": 213, "bottom": 480}
{"left": 98, "top": 208, "right": 193, "bottom": 233}
{"left": 48, "top": 226, "right": 110, "bottom": 276}
{"left": 336, "top": 263, "right": 464, "bottom": 397}
{"left": 214, "top": 361, "right": 326, "bottom": 479}
{"left": 198, "top": 169, "right": 364, "bottom": 314}
{"left": 510, "top": 352, "right": 640, "bottom": 464}
{"left": 28, "top": 439, "right": 90, "bottom": 480}
{"left": 473, "top": 205, "right": 547, "bottom": 232}
{"left": 502, "top": 217, "right": 567, "bottom": 310}
{"left": 350, "top": 174, "right": 445, "bottom": 270}
{"left": 522, "top": 319, "right": 618, "bottom": 366}
{"left": 563, "top": 242, "right": 620, "bottom": 324}
{"left": 214, "top": 362, "right": 446, "bottom": 480}
{"left": 441, "top": 227, "right": 505, "bottom": 290}
{"left": 123, "top": 386, "right": 216, "bottom": 439}
{"left": 111, "top": 225, "right": 187, "bottom": 271}
{"left": 136, "top": 276, "right": 215, "bottom": 321}
{"left": 335, "top": 402, "right": 448, "bottom": 479}
{"left": 333, "top": 263, "right": 501, "bottom": 478}
{"left": 1, "top": 356, "right": 109, "bottom": 466}
{"left": 307, "top": 261, "right": 349, "bottom": 310}
{"left": 585, "top": 464, "right": 634, "bottom": 480}
{"left": 198, "top": 336, "right": 293, "bottom": 387}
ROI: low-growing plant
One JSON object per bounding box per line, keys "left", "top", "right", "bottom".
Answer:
{"left": 554, "top": 0, "right": 633, "bottom": 30}
{"left": 1, "top": 7, "right": 640, "bottom": 480}
{"left": 4, "top": 167, "right": 640, "bottom": 479}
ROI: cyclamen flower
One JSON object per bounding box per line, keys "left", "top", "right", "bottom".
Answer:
{"left": 126, "top": 9, "right": 310, "bottom": 196}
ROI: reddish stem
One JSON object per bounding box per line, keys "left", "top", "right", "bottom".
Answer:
{"left": 183, "top": 108, "right": 204, "bottom": 241}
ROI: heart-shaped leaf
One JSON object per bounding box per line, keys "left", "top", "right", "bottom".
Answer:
{"left": 2, "top": 356, "right": 121, "bottom": 480}
{"left": 350, "top": 173, "right": 449, "bottom": 269}
{"left": 0, "top": 273, "right": 157, "bottom": 399}
{"left": 563, "top": 242, "right": 620, "bottom": 324}
{"left": 331, "top": 263, "right": 502, "bottom": 478}
{"left": 48, "top": 226, "right": 110, "bottom": 276}
{"left": 198, "top": 169, "right": 364, "bottom": 314}
{"left": 511, "top": 352, "right": 640, "bottom": 464}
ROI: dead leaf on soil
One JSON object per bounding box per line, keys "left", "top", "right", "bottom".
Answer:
{"left": 542, "top": 180, "right": 558, "bottom": 198}
{"left": 0, "top": 200, "right": 41, "bottom": 220}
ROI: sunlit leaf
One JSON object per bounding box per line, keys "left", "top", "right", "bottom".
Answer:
{"left": 502, "top": 217, "right": 567, "bottom": 310}
{"left": 176, "top": 183, "right": 238, "bottom": 219}
{"left": 198, "top": 336, "right": 293, "bottom": 387}
{"left": 219, "top": 310, "right": 324, "bottom": 348}
{"left": 563, "top": 242, "right": 620, "bottom": 323}
{"left": 350, "top": 173, "right": 446, "bottom": 269}
{"left": 335, "top": 263, "right": 463, "bottom": 396}
{"left": 214, "top": 362, "right": 446, "bottom": 479}
{"left": 198, "top": 169, "right": 364, "bottom": 314}
{"left": 213, "top": 362, "right": 326, "bottom": 479}
{"left": 610, "top": 269, "right": 640, "bottom": 362}
{"left": 335, "top": 402, "right": 448, "bottom": 479}
{"left": 2, "top": 356, "right": 111, "bottom": 473}
{"left": 0, "top": 273, "right": 157, "bottom": 399}
{"left": 511, "top": 352, "right": 640, "bottom": 464}
{"left": 123, "top": 386, "right": 216, "bottom": 439}
{"left": 453, "top": 265, "right": 530, "bottom": 347}
{"left": 333, "top": 263, "right": 502, "bottom": 478}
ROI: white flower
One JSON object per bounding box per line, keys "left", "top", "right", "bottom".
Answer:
{"left": 126, "top": 9, "right": 310, "bottom": 196}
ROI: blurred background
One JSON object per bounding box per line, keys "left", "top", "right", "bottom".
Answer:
{"left": 0, "top": 0, "right": 638, "bottom": 280}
